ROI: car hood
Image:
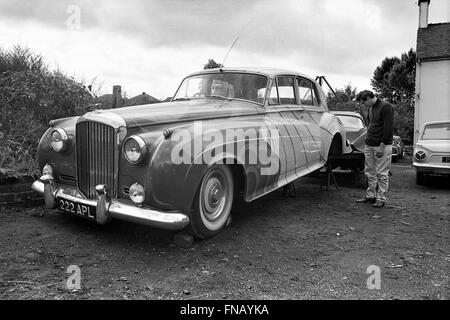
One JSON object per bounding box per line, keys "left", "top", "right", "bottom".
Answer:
{"left": 416, "top": 140, "right": 450, "bottom": 153}
{"left": 346, "top": 128, "right": 367, "bottom": 153}
{"left": 102, "top": 99, "right": 260, "bottom": 128}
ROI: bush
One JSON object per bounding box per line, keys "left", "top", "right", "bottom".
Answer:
{"left": 0, "top": 45, "right": 46, "bottom": 74}
{"left": 0, "top": 46, "right": 94, "bottom": 178}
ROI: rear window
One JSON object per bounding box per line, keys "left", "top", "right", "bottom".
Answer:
{"left": 422, "top": 123, "right": 450, "bottom": 140}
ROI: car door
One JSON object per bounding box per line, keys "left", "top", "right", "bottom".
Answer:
{"left": 265, "top": 76, "right": 310, "bottom": 184}
{"left": 295, "top": 77, "right": 323, "bottom": 164}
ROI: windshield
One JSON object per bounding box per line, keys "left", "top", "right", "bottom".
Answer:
{"left": 422, "top": 123, "right": 450, "bottom": 140}
{"left": 173, "top": 72, "right": 269, "bottom": 105}
{"left": 337, "top": 115, "right": 365, "bottom": 131}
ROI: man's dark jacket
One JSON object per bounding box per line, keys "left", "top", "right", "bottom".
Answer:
{"left": 366, "top": 99, "right": 394, "bottom": 147}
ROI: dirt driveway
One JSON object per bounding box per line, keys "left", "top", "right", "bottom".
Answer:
{"left": 1, "top": 157, "right": 448, "bottom": 300}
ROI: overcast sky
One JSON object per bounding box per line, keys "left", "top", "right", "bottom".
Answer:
{"left": 1, "top": 0, "right": 449, "bottom": 99}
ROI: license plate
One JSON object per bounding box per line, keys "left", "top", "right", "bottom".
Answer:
{"left": 443, "top": 157, "right": 450, "bottom": 163}
{"left": 58, "top": 198, "right": 96, "bottom": 220}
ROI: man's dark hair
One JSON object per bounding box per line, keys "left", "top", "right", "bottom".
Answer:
{"left": 356, "top": 90, "right": 375, "bottom": 102}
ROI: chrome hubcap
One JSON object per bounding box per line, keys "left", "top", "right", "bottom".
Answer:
{"left": 200, "top": 169, "right": 231, "bottom": 226}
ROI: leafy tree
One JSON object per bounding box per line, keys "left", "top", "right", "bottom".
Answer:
{"left": 325, "top": 83, "right": 371, "bottom": 122}
{"left": 371, "top": 48, "right": 416, "bottom": 143}
{"left": 326, "top": 84, "right": 357, "bottom": 110}
{"left": 371, "top": 56, "right": 401, "bottom": 103}
{"left": 392, "top": 101, "right": 414, "bottom": 145}
{"left": 0, "top": 45, "right": 46, "bottom": 74}
{"left": 203, "top": 59, "right": 223, "bottom": 70}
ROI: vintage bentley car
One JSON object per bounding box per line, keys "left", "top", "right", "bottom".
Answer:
{"left": 32, "top": 68, "right": 350, "bottom": 239}
{"left": 413, "top": 121, "right": 450, "bottom": 185}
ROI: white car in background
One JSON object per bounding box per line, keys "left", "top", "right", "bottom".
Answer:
{"left": 331, "top": 111, "right": 366, "bottom": 171}
{"left": 413, "top": 121, "right": 450, "bottom": 185}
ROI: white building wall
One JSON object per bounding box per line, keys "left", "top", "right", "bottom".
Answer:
{"left": 414, "top": 59, "right": 450, "bottom": 143}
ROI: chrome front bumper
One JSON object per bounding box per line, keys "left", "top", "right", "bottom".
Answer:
{"left": 31, "top": 178, "right": 190, "bottom": 231}
{"left": 413, "top": 162, "right": 450, "bottom": 175}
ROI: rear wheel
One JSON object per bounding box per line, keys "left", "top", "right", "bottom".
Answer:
{"left": 190, "top": 165, "right": 234, "bottom": 239}
{"left": 416, "top": 172, "right": 425, "bottom": 185}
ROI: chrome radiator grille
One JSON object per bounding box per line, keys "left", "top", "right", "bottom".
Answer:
{"left": 76, "top": 121, "right": 117, "bottom": 199}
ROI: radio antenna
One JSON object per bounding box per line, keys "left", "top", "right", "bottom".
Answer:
{"left": 221, "top": 19, "right": 252, "bottom": 68}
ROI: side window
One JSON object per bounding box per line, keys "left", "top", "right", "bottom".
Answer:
{"left": 297, "top": 78, "right": 313, "bottom": 106}
{"left": 268, "top": 81, "right": 279, "bottom": 105}
{"left": 277, "top": 76, "right": 295, "bottom": 105}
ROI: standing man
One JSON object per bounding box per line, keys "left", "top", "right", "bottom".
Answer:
{"left": 355, "top": 90, "right": 394, "bottom": 208}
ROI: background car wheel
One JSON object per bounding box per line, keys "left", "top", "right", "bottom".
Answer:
{"left": 190, "top": 165, "right": 234, "bottom": 239}
{"left": 416, "top": 172, "right": 425, "bottom": 185}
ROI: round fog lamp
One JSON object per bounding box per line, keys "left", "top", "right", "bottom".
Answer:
{"left": 129, "top": 183, "right": 145, "bottom": 205}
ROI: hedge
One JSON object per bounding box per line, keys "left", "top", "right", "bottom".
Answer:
{"left": 0, "top": 46, "right": 95, "bottom": 178}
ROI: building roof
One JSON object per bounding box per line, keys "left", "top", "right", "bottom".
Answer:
{"left": 126, "top": 92, "right": 160, "bottom": 106}
{"left": 417, "top": 23, "right": 450, "bottom": 60}
{"left": 94, "top": 92, "right": 160, "bottom": 109}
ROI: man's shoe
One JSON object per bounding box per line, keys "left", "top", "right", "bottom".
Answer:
{"left": 372, "top": 200, "right": 385, "bottom": 208}
{"left": 356, "top": 197, "right": 377, "bottom": 204}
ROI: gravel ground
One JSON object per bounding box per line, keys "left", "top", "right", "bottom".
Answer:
{"left": 0, "top": 157, "right": 448, "bottom": 300}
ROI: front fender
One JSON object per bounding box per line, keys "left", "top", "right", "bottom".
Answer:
{"left": 146, "top": 117, "right": 279, "bottom": 211}
{"left": 37, "top": 116, "right": 79, "bottom": 179}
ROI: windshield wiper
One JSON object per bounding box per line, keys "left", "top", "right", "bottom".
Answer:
{"left": 172, "top": 97, "right": 191, "bottom": 102}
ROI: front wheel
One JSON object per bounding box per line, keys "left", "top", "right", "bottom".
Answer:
{"left": 189, "top": 165, "right": 234, "bottom": 239}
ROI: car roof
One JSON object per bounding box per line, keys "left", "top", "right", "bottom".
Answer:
{"left": 423, "top": 120, "right": 450, "bottom": 126}
{"left": 186, "top": 67, "right": 317, "bottom": 82}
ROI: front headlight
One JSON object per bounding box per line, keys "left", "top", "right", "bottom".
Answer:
{"left": 51, "top": 129, "right": 69, "bottom": 152}
{"left": 123, "top": 135, "right": 147, "bottom": 164}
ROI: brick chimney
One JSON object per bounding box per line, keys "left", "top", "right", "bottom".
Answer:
{"left": 418, "top": 0, "right": 431, "bottom": 29}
